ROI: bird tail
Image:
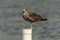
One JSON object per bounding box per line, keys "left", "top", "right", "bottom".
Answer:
{"left": 40, "top": 18, "right": 48, "bottom": 21}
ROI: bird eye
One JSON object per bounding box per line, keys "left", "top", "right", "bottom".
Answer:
{"left": 22, "top": 11, "right": 24, "bottom": 13}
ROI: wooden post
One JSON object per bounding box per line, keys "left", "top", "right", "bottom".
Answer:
{"left": 22, "top": 28, "right": 32, "bottom": 40}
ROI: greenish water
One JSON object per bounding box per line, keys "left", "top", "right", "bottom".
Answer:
{"left": 0, "top": 0, "right": 60, "bottom": 40}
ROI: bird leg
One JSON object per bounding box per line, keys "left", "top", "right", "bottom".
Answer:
{"left": 30, "top": 22, "right": 32, "bottom": 29}
{"left": 30, "top": 22, "right": 32, "bottom": 34}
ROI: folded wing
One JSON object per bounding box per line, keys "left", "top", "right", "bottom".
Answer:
{"left": 28, "top": 12, "right": 42, "bottom": 21}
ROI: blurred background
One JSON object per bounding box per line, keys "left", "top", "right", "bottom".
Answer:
{"left": 0, "top": 0, "right": 60, "bottom": 40}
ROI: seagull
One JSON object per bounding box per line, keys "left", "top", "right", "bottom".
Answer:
{"left": 22, "top": 8, "right": 48, "bottom": 28}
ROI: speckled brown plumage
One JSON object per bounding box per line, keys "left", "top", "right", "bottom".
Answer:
{"left": 22, "top": 8, "right": 48, "bottom": 28}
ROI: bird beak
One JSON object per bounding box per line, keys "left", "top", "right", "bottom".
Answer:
{"left": 22, "top": 11, "right": 24, "bottom": 13}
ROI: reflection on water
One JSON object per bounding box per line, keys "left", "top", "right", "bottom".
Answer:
{"left": 0, "top": 0, "right": 60, "bottom": 40}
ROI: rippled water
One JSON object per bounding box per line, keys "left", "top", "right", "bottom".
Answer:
{"left": 0, "top": 0, "right": 60, "bottom": 40}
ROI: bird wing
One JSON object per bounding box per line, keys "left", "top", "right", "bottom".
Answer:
{"left": 28, "top": 12, "right": 42, "bottom": 21}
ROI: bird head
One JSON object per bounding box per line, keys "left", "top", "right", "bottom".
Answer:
{"left": 22, "top": 8, "right": 28, "bottom": 13}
